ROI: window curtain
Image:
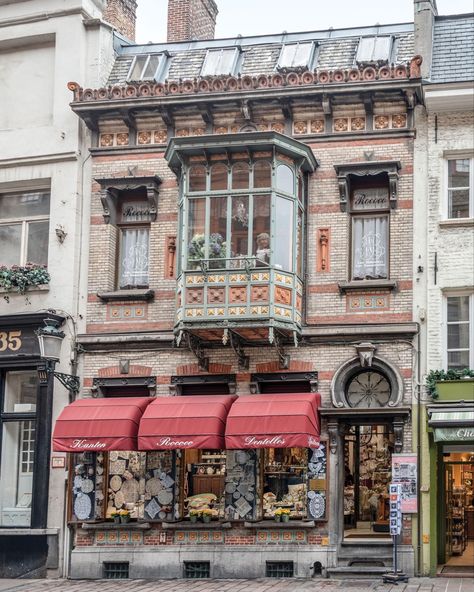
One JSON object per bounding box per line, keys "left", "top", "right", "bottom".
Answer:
{"left": 353, "top": 216, "right": 388, "bottom": 280}
{"left": 119, "top": 228, "right": 149, "bottom": 287}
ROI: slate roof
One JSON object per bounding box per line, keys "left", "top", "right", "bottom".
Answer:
{"left": 431, "top": 14, "right": 474, "bottom": 83}
{"left": 107, "top": 23, "right": 414, "bottom": 85}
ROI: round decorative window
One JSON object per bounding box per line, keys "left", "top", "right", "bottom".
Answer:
{"left": 345, "top": 370, "right": 391, "bottom": 408}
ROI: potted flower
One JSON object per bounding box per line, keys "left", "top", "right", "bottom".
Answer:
{"left": 110, "top": 511, "right": 121, "bottom": 524}
{"left": 274, "top": 508, "right": 291, "bottom": 522}
{"left": 426, "top": 369, "right": 474, "bottom": 401}
{"left": 188, "top": 233, "right": 227, "bottom": 269}
{"left": 189, "top": 509, "right": 202, "bottom": 523}
{"left": 0, "top": 263, "right": 50, "bottom": 300}
{"left": 201, "top": 508, "right": 213, "bottom": 523}
{"left": 119, "top": 509, "right": 131, "bottom": 524}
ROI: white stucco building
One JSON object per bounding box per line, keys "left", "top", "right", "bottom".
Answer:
{"left": 0, "top": 0, "right": 131, "bottom": 577}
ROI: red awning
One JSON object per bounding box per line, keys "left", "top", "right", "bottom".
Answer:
{"left": 52, "top": 397, "right": 152, "bottom": 452}
{"left": 138, "top": 395, "right": 237, "bottom": 450}
{"left": 225, "top": 393, "right": 321, "bottom": 449}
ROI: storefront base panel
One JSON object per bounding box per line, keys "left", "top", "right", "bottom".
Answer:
{"left": 0, "top": 535, "right": 49, "bottom": 578}
{"left": 70, "top": 545, "right": 338, "bottom": 579}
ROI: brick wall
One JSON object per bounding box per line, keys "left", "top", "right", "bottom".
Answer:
{"left": 167, "top": 0, "right": 218, "bottom": 42}
{"left": 103, "top": 0, "right": 137, "bottom": 41}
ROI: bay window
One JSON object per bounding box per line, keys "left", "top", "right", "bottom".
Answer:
{"left": 182, "top": 157, "right": 303, "bottom": 274}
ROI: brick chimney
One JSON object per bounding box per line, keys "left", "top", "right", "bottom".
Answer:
{"left": 103, "top": 0, "right": 138, "bottom": 41}
{"left": 167, "top": 0, "right": 218, "bottom": 42}
{"left": 414, "top": 0, "right": 438, "bottom": 78}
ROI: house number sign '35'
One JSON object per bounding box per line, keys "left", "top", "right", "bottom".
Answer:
{"left": 0, "top": 331, "right": 22, "bottom": 352}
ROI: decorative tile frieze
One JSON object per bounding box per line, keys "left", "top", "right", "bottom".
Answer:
{"left": 107, "top": 304, "right": 148, "bottom": 320}
{"left": 374, "top": 113, "right": 407, "bottom": 130}
{"left": 99, "top": 132, "right": 129, "bottom": 147}
{"left": 95, "top": 530, "right": 143, "bottom": 545}
{"left": 347, "top": 294, "right": 390, "bottom": 312}
{"left": 136, "top": 129, "right": 168, "bottom": 144}
{"left": 256, "top": 530, "right": 306, "bottom": 543}
{"left": 293, "top": 119, "right": 325, "bottom": 135}
{"left": 333, "top": 118, "right": 349, "bottom": 132}
{"left": 175, "top": 530, "right": 224, "bottom": 544}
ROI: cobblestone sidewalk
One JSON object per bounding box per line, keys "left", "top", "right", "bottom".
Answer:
{"left": 0, "top": 578, "right": 472, "bottom": 592}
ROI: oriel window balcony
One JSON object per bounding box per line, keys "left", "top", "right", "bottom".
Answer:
{"left": 165, "top": 131, "right": 318, "bottom": 346}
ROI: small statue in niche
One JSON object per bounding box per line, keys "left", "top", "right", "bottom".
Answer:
{"left": 255, "top": 232, "right": 270, "bottom": 265}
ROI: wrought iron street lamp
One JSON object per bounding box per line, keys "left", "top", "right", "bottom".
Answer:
{"left": 36, "top": 318, "right": 80, "bottom": 396}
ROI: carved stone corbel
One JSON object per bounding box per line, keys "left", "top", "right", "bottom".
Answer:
{"left": 388, "top": 169, "right": 399, "bottom": 209}
{"left": 355, "top": 342, "right": 377, "bottom": 367}
{"left": 337, "top": 175, "right": 349, "bottom": 212}
{"left": 327, "top": 420, "right": 340, "bottom": 455}
{"left": 393, "top": 419, "right": 405, "bottom": 453}
{"left": 145, "top": 184, "right": 158, "bottom": 221}
{"left": 100, "top": 188, "right": 115, "bottom": 224}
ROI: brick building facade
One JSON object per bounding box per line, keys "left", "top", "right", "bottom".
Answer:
{"left": 62, "top": 0, "right": 424, "bottom": 573}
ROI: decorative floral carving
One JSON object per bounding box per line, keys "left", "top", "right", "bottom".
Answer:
{"left": 293, "top": 121, "right": 308, "bottom": 135}
{"left": 116, "top": 133, "right": 129, "bottom": 146}
{"left": 100, "top": 134, "right": 114, "bottom": 147}
{"left": 333, "top": 118, "right": 348, "bottom": 132}
{"left": 214, "top": 126, "right": 228, "bottom": 135}
{"left": 270, "top": 122, "right": 285, "bottom": 133}
{"left": 176, "top": 128, "right": 189, "bottom": 137}
{"left": 392, "top": 113, "right": 407, "bottom": 128}
{"left": 351, "top": 117, "right": 366, "bottom": 131}
{"left": 374, "top": 115, "right": 390, "bottom": 129}
{"left": 310, "top": 119, "right": 325, "bottom": 133}
{"left": 154, "top": 130, "right": 167, "bottom": 144}
{"left": 137, "top": 131, "right": 151, "bottom": 144}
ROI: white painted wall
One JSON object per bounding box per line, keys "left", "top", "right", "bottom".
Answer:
{"left": 0, "top": 0, "right": 115, "bottom": 576}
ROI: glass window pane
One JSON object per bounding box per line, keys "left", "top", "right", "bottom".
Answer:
{"left": 0, "top": 420, "right": 35, "bottom": 526}
{"left": 0, "top": 224, "right": 22, "bottom": 265}
{"left": 231, "top": 195, "right": 249, "bottom": 258}
{"left": 128, "top": 55, "right": 147, "bottom": 80}
{"left": 187, "top": 199, "right": 206, "bottom": 269}
{"left": 3, "top": 371, "right": 38, "bottom": 413}
{"left": 448, "top": 350, "right": 470, "bottom": 371}
{"left": 447, "top": 296, "right": 469, "bottom": 322}
{"left": 232, "top": 163, "right": 249, "bottom": 189}
{"left": 106, "top": 451, "right": 146, "bottom": 519}
{"left": 448, "top": 189, "right": 470, "bottom": 218}
{"left": 279, "top": 43, "right": 312, "bottom": 68}
{"left": 0, "top": 191, "right": 50, "bottom": 220}
{"left": 448, "top": 159, "right": 470, "bottom": 188}
{"left": 26, "top": 220, "right": 49, "bottom": 265}
{"left": 188, "top": 166, "right": 207, "bottom": 192}
{"left": 276, "top": 164, "right": 294, "bottom": 194}
{"left": 352, "top": 216, "right": 388, "bottom": 280}
{"left": 202, "top": 49, "right": 236, "bottom": 76}
{"left": 373, "top": 37, "right": 392, "bottom": 61}
{"left": 357, "top": 37, "right": 391, "bottom": 62}
{"left": 119, "top": 227, "right": 149, "bottom": 288}
{"left": 253, "top": 194, "right": 271, "bottom": 265}
{"left": 356, "top": 38, "right": 375, "bottom": 62}
{"left": 296, "top": 207, "right": 303, "bottom": 277}
{"left": 143, "top": 55, "right": 161, "bottom": 79}
{"left": 263, "top": 448, "right": 307, "bottom": 519}
{"left": 447, "top": 323, "right": 470, "bottom": 350}
{"left": 274, "top": 196, "right": 293, "bottom": 271}
{"left": 253, "top": 161, "right": 271, "bottom": 188}
{"left": 210, "top": 164, "right": 227, "bottom": 191}
{"left": 209, "top": 197, "right": 227, "bottom": 268}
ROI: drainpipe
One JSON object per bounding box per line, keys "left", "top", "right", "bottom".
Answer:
{"left": 415, "top": 322, "right": 422, "bottom": 576}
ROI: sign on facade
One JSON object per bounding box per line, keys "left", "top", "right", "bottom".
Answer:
{"left": 391, "top": 453, "right": 417, "bottom": 513}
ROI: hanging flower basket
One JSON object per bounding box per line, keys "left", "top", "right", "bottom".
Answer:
{"left": 0, "top": 264, "right": 50, "bottom": 297}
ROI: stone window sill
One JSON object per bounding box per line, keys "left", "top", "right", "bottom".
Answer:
{"left": 338, "top": 280, "right": 397, "bottom": 293}
{"left": 0, "top": 285, "right": 49, "bottom": 295}
{"left": 80, "top": 521, "right": 151, "bottom": 530}
{"left": 439, "top": 218, "right": 474, "bottom": 229}
{"left": 97, "top": 289, "right": 155, "bottom": 303}
{"left": 0, "top": 528, "right": 58, "bottom": 536}
{"left": 244, "top": 520, "right": 315, "bottom": 529}
{"left": 162, "top": 521, "right": 232, "bottom": 530}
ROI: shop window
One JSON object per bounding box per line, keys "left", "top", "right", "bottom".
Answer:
{"left": 0, "top": 189, "right": 50, "bottom": 266}
{"left": 446, "top": 158, "right": 473, "bottom": 219}
{"left": 445, "top": 293, "right": 473, "bottom": 371}
{"left": 0, "top": 370, "right": 38, "bottom": 527}
{"left": 201, "top": 48, "right": 240, "bottom": 77}
{"left": 344, "top": 425, "right": 394, "bottom": 535}
{"left": 71, "top": 452, "right": 104, "bottom": 522}
{"left": 356, "top": 36, "right": 393, "bottom": 65}
{"left": 183, "top": 448, "right": 227, "bottom": 520}
{"left": 277, "top": 42, "right": 314, "bottom": 70}
{"left": 116, "top": 192, "right": 151, "bottom": 289}
{"left": 263, "top": 448, "right": 308, "bottom": 519}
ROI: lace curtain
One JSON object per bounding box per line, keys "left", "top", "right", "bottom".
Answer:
{"left": 352, "top": 216, "right": 388, "bottom": 280}
{"left": 119, "top": 228, "right": 149, "bottom": 288}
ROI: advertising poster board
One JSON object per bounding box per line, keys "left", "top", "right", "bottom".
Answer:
{"left": 391, "top": 453, "right": 417, "bottom": 513}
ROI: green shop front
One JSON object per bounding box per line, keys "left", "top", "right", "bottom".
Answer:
{"left": 427, "top": 384, "right": 474, "bottom": 576}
